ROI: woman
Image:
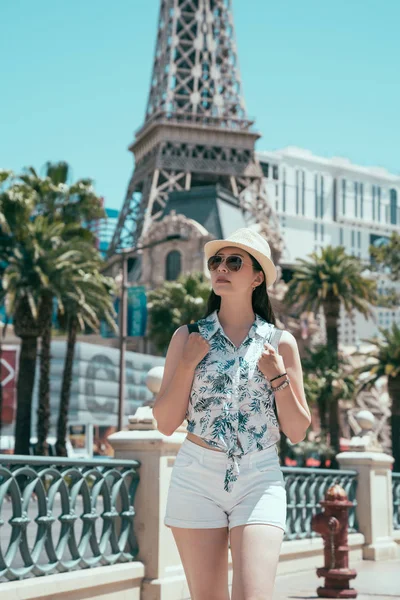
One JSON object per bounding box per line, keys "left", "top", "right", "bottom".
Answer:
{"left": 153, "top": 228, "right": 311, "bottom": 600}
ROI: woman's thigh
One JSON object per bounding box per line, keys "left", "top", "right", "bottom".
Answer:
{"left": 229, "top": 523, "right": 284, "bottom": 600}
{"left": 171, "top": 526, "right": 230, "bottom": 600}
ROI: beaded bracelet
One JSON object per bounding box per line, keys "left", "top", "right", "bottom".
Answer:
{"left": 271, "top": 376, "right": 290, "bottom": 392}
{"left": 269, "top": 371, "right": 287, "bottom": 383}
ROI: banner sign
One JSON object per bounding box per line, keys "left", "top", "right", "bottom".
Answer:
{"left": 1, "top": 348, "right": 17, "bottom": 425}
{"left": 127, "top": 286, "right": 147, "bottom": 337}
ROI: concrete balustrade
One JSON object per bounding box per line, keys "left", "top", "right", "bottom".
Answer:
{"left": 1, "top": 369, "right": 398, "bottom": 599}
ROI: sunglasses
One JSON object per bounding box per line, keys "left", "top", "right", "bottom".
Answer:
{"left": 207, "top": 254, "right": 253, "bottom": 273}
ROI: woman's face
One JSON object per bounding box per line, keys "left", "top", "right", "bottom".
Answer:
{"left": 210, "top": 246, "right": 264, "bottom": 296}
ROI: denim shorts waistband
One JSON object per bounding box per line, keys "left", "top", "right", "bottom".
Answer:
{"left": 180, "top": 437, "right": 278, "bottom": 467}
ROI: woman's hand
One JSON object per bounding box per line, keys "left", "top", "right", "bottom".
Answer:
{"left": 181, "top": 332, "right": 210, "bottom": 369}
{"left": 257, "top": 342, "right": 286, "bottom": 382}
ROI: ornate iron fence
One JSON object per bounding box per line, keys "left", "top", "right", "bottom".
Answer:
{"left": 392, "top": 472, "right": 400, "bottom": 530}
{"left": 282, "top": 467, "right": 358, "bottom": 541}
{"left": 0, "top": 454, "right": 140, "bottom": 582}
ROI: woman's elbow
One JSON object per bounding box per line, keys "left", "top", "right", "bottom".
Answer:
{"left": 152, "top": 406, "right": 177, "bottom": 436}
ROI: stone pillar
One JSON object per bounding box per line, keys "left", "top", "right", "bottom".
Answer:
{"left": 108, "top": 366, "right": 190, "bottom": 600}
{"left": 337, "top": 451, "right": 398, "bottom": 560}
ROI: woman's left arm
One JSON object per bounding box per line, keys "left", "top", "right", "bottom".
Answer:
{"left": 274, "top": 330, "right": 311, "bottom": 443}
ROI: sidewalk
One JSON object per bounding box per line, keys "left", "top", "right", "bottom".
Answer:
{"left": 273, "top": 559, "right": 400, "bottom": 600}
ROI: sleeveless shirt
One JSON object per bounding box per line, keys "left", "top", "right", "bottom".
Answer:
{"left": 185, "top": 309, "right": 283, "bottom": 493}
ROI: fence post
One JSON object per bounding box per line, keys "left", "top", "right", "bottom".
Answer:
{"left": 337, "top": 451, "right": 398, "bottom": 560}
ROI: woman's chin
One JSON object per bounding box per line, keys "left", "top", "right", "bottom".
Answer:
{"left": 213, "top": 286, "right": 233, "bottom": 296}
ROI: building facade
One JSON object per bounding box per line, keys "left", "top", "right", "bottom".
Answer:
{"left": 257, "top": 146, "right": 400, "bottom": 347}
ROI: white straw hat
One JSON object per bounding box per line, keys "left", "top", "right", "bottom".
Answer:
{"left": 204, "top": 228, "right": 277, "bottom": 288}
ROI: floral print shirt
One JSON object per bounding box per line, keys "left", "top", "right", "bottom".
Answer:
{"left": 185, "top": 309, "right": 281, "bottom": 492}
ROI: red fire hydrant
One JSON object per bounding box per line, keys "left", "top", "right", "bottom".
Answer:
{"left": 311, "top": 484, "right": 358, "bottom": 598}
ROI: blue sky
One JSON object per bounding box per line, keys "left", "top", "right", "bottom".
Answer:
{"left": 1, "top": 0, "right": 399, "bottom": 210}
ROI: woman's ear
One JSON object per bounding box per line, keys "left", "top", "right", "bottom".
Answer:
{"left": 256, "top": 272, "right": 265, "bottom": 286}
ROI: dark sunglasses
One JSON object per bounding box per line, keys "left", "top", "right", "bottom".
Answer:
{"left": 207, "top": 254, "right": 253, "bottom": 273}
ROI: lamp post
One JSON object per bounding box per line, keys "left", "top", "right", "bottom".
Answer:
{"left": 117, "top": 251, "right": 128, "bottom": 431}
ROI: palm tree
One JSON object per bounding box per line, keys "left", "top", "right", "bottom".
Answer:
{"left": 285, "top": 246, "right": 376, "bottom": 464}
{"left": 0, "top": 174, "right": 45, "bottom": 454}
{"left": 35, "top": 235, "right": 102, "bottom": 455}
{"left": 0, "top": 215, "right": 88, "bottom": 454}
{"left": 55, "top": 263, "right": 116, "bottom": 456}
{"left": 285, "top": 246, "right": 377, "bottom": 354}
{"left": 148, "top": 272, "right": 211, "bottom": 354}
{"left": 20, "top": 162, "right": 105, "bottom": 227}
{"left": 302, "top": 344, "right": 357, "bottom": 463}
{"left": 354, "top": 324, "right": 400, "bottom": 471}
{"left": 18, "top": 162, "right": 105, "bottom": 455}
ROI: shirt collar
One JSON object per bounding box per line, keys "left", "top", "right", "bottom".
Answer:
{"left": 198, "top": 309, "right": 272, "bottom": 342}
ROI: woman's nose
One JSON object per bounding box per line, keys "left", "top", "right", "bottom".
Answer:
{"left": 216, "top": 261, "right": 228, "bottom": 272}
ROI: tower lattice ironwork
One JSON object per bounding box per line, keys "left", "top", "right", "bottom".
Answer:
{"left": 109, "top": 0, "right": 282, "bottom": 257}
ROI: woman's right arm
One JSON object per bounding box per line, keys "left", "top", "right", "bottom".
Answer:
{"left": 153, "top": 326, "right": 209, "bottom": 436}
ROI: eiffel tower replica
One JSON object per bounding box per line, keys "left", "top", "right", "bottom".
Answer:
{"left": 109, "top": 0, "right": 283, "bottom": 263}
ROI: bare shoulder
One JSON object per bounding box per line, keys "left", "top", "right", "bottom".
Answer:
{"left": 156, "top": 325, "right": 189, "bottom": 399}
{"left": 172, "top": 324, "right": 190, "bottom": 341}
{"left": 167, "top": 325, "right": 189, "bottom": 354}
{"left": 278, "top": 329, "right": 297, "bottom": 349}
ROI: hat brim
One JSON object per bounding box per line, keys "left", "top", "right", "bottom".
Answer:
{"left": 204, "top": 240, "right": 277, "bottom": 288}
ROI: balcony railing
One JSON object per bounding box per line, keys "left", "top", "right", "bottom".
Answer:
{"left": 0, "top": 455, "right": 140, "bottom": 582}
{"left": 282, "top": 467, "right": 358, "bottom": 540}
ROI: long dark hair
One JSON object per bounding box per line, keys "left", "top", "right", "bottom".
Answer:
{"left": 203, "top": 253, "right": 277, "bottom": 325}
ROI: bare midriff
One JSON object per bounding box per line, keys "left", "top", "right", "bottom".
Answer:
{"left": 186, "top": 432, "right": 225, "bottom": 452}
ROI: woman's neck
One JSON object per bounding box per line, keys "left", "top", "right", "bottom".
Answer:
{"left": 217, "top": 299, "right": 256, "bottom": 331}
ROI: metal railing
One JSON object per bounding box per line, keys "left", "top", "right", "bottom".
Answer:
{"left": 0, "top": 455, "right": 140, "bottom": 582}
{"left": 282, "top": 467, "right": 358, "bottom": 540}
{"left": 392, "top": 472, "right": 400, "bottom": 530}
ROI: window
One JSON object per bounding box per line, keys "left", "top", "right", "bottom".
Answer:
{"left": 296, "top": 169, "right": 305, "bottom": 216}
{"left": 321, "top": 223, "right": 324, "bottom": 241}
{"left": 314, "top": 222, "right": 318, "bottom": 241}
{"left": 272, "top": 165, "right": 279, "bottom": 180}
{"left": 354, "top": 182, "right": 358, "bottom": 217}
{"left": 360, "top": 183, "right": 364, "bottom": 219}
{"left": 314, "top": 174, "right": 318, "bottom": 218}
{"left": 351, "top": 230, "right": 355, "bottom": 247}
{"left": 357, "top": 230, "right": 361, "bottom": 248}
{"left": 342, "top": 179, "right": 346, "bottom": 214}
{"left": 320, "top": 175, "right": 324, "bottom": 218}
{"left": 377, "top": 186, "right": 381, "bottom": 221}
{"left": 282, "top": 168, "right": 286, "bottom": 212}
{"left": 261, "top": 162, "right": 269, "bottom": 178}
{"left": 390, "top": 189, "right": 398, "bottom": 225}
{"left": 372, "top": 185, "right": 376, "bottom": 221}
{"left": 314, "top": 174, "right": 324, "bottom": 218}
{"left": 165, "top": 250, "right": 182, "bottom": 281}
{"left": 339, "top": 227, "right": 344, "bottom": 245}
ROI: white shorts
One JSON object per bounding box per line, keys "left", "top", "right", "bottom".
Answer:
{"left": 164, "top": 438, "right": 287, "bottom": 532}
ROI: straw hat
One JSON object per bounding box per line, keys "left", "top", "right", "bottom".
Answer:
{"left": 204, "top": 228, "right": 277, "bottom": 288}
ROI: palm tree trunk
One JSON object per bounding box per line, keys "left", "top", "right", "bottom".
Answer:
{"left": 318, "top": 395, "right": 327, "bottom": 431}
{"left": 388, "top": 375, "right": 400, "bottom": 473}
{"left": 329, "top": 396, "right": 340, "bottom": 469}
{"left": 322, "top": 297, "right": 341, "bottom": 353}
{"left": 36, "top": 295, "right": 53, "bottom": 456}
{"left": 323, "top": 297, "right": 341, "bottom": 469}
{"left": 14, "top": 336, "right": 38, "bottom": 455}
{"left": 56, "top": 315, "right": 77, "bottom": 457}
